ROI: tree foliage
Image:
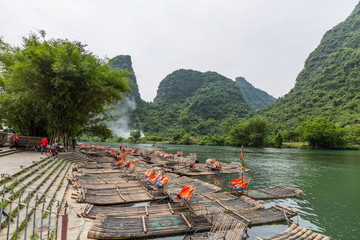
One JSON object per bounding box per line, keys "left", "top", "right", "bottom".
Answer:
{"left": 235, "top": 77, "right": 276, "bottom": 110}
{"left": 296, "top": 117, "right": 343, "bottom": 149}
{"left": 262, "top": 3, "right": 360, "bottom": 130}
{"left": 229, "top": 117, "right": 271, "bottom": 147}
{"left": 0, "top": 31, "right": 131, "bottom": 139}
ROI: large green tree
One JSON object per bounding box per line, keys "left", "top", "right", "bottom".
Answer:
{"left": 296, "top": 117, "right": 343, "bottom": 149}
{"left": 229, "top": 117, "right": 271, "bottom": 147}
{"left": 0, "top": 31, "right": 131, "bottom": 139}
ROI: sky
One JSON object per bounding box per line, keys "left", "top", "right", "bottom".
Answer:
{"left": 1, "top": 0, "right": 358, "bottom": 102}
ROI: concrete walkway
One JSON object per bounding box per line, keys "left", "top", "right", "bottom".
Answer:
{"left": 0, "top": 148, "right": 45, "bottom": 176}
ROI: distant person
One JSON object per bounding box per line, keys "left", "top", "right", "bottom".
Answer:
{"left": 119, "top": 144, "right": 122, "bottom": 151}
{"left": 41, "top": 137, "right": 48, "bottom": 154}
{"left": 13, "top": 134, "right": 19, "bottom": 149}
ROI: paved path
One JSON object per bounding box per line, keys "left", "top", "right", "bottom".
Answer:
{"left": 0, "top": 149, "right": 45, "bottom": 176}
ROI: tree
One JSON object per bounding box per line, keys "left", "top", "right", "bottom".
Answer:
{"left": 297, "top": 117, "right": 343, "bottom": 149}
{"left": 274, "top": 132, "right": 284, "bottom": 148}
{"left": 229, "top": 117, "right": 270, "bottom": 147}
{"left": 0, "top": 31, "right": 131, "bottom": 140}
{"left": 128, "top": 130, "right": 141, "bottom": 143}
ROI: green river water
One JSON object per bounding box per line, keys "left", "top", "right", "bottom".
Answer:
{"left": 87, "top": 142, "right": 360, "bottom": 239}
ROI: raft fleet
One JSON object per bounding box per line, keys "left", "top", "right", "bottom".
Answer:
{"left": 67, "top": 144, "right": 329, "bottom": 240}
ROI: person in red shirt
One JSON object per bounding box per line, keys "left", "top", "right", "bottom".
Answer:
{"left": 13, "top": 134, "right": 19, "bottom": 149}
{"left": 41, "top": 138, "right": 48, "bottom": 154}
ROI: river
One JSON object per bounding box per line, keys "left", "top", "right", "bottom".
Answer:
{"left": 85, "top": 142, "right": 360, "bottom": 239}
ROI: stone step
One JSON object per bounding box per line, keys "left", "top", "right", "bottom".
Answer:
{"left": 0, "top": 159, "right": 68, "bottom": 239}
{"left": 18, "top": 162, "right": 74, "bottom": 240}
{"left": 1, "top": 158, "right": 59, "bottom": 206}
{"left": 0, "top": 156, "right": 56, "bottom": 189}
{"left": 0, "top": 159, "right": 63, "bottom": 225}
{"left": 0, "top": 149, "right": 21, "bottom": 158}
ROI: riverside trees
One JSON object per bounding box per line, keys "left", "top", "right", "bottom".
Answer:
{"left": 0, "top": 31, "right": 131, "bottom": 140}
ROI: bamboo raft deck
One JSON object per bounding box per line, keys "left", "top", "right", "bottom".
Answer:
{"left": 81, "top": 202, "right": 187, "bottom": 219}
{"left": 243, "top": 185, "right": 304, "bottom": 199}
{"left": 229, "top": 204, "right": 298, "bottom": 226}
{"left": 166, "top": 176, "right": 222, "bottom": 195}
{"left": 256, "top": 223, "right": 330, "bottom": 240}
{"left": 76, "top": 182, "right": 167, "bottom": 205}
{"left": 191, "top": 193, "right": 264, "bottom": 214}
{"left": 188, "top": 213, "right": 247, "bottom": 240}
{"left": 168, "top": 162, "right": 250, "bottom": 176}
{"left": 87, "top": 214, "right": 211, "bottom": 239}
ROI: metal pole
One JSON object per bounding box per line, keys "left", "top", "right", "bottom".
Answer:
{"left": 47, "top": 200, "right": 52, "bottom": 240}
{"left": 23, "top": 192, "right": 31, "bottom": 240}
{"left": 7, "top": 188, "right": 14, "bottom": 240}
{"left": 55, "top": 201, "right": 60, "bottom": 240}
{"left": 61, "top": 202, "right": 68, "bottom": 240}
{"left": 0, "top": 185, "right": 5, "bottom": 231}
{"left": 40, "top": 200, "right": 45, "bottom": 240}
{"left": 15, "top": 190, "right": 23, "bottom": 240}
{"left": 32, "top": 194, "right": 39, "bottom": 239}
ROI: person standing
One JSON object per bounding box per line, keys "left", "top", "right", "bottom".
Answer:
{"left": 13, "top": 134, "right": 19, "bottom": 149}
{"left": 41, "top": 137, "right": 48, "bottom": 154}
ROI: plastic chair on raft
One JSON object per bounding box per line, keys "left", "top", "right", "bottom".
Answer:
{"left": 145, "top": 172, "right": 161, "bottom": 184}
{"left": 230, "top": 178, "right": 248, "bottom": 191}
{"left": 206, "top": 158, "right": 214, "bottom": 165}
{"left": 145, "top": 169, "right": 155, "bottom": 178}
{"left": 156, "top": 176, "right": 169, "bottom": 188}
{"left": 176, "top": 185, "right": 195, "bottom": 202}
{"left": 114, "top": 159, "right": 124, "bottom": 166}
{"left": 211, "top": 161, "right": 221, "bottom": 170}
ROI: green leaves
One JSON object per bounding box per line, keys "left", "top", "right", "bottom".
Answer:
{"left": 0, "top": 30, "right": 131, "bottom": 138}
{"left": 296, "top": 117, "right": 343, "bottom": 149}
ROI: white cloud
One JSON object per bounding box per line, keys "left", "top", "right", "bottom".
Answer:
{"left": 0, "top": 0, "right": 358, "bottom": 101}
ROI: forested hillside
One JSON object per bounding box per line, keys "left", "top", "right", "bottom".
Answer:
{"left": 262, "top": 2, "right": 360, "bottom": 130}
{"left": 235, "top": 77, "right": 276, "bottom": 110}
{"left": 141, "top": 69, "right": 252, "bottom": 138}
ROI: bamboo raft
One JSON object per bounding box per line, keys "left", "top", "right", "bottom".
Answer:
{"left": 81, "top": 202, "right": 187, "bottom": 219}
{"left": 256, "top": 223, "right": 330, "bottom": 240}
{"left": 191, "top": 193, "right": 264, "bottom": 214}
{"left": 166, "top": 176, "right": 222, "bottom": 195}
{"left": 229, "top": 204, "right": 298, "bottom": 226}
{"left": 81, "top": 193, "right": 264, "bottom": 219}
{"left": 87, "top": 214, "right": 211, "bottom": 239}
{"left": 77, "top": 184, "right": 167, "bottom": 205}
{"left": 187, "top": 213, "right": 247, "bottom": 240}
{"left": 168, "top": 162, "right": 250, "bottom": 176}
{"left": 243, "top": 185, "right": 304, "bottom": 199}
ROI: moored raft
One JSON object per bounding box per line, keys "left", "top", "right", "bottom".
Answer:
{"left": 243, "top": 185, "right": 304, "bottom": 199}
{"left": 228, "top": 204, "right": 298, "bottom": 226}
{"left": 77, "top": 184, "right": 167, "bottom": 205}
{"left": 81, "top": 202, "right": 187, "bottom": 219}
{"left": 192, "top": 193, "right": 264, "bottom": 214}
{"left": 87, "top": 214, "right": 211, "bottom": 239}
{"left": 256, "top": 223, "right": 330, "bottom": 240}
{"left": 166, "top": 176, "right": 222, "bottom": 195}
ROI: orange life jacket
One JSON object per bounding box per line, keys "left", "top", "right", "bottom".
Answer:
{"left": 176, "top": 185, "right": 195, "bottom": 202}
{"left": 145, "top": 169, "right": 155, "bottom": 177}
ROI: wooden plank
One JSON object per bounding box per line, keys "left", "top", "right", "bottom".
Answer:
{"left": 168, "top": 202, "right": 175, "bottom": 215}
{"left": 181, "top": 213, "right": 192, "bottom": 229}
{"left": 142, "top": 216, "right": 147, "bottom": 233}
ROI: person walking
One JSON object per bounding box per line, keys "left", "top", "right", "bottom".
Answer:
{"left": 41, "top": 137, "right": 48, "bottom": 154}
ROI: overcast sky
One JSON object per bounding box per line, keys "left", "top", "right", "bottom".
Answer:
{"left": 1, "top": 0, "right": 358, "bottom": 101}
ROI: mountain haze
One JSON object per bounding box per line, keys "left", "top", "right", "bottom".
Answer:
{"left": 105, "top": 55, "right": 145, "bottom": 136}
